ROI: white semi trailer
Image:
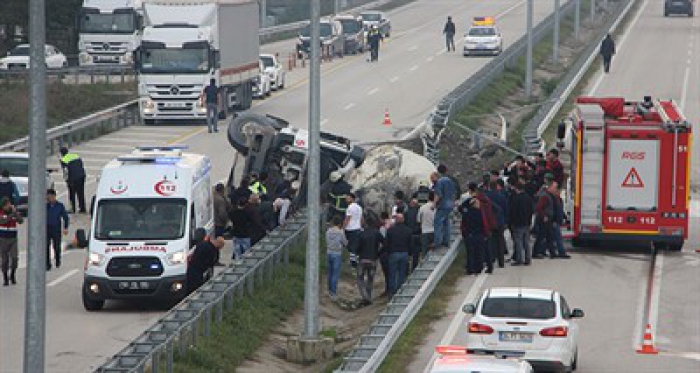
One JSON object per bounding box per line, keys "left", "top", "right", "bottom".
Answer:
{"left": 77, "top": 0, "right": 143, "bottom": 66}
{"left": 135, "top": 0, "right": 259, "bottom": 124}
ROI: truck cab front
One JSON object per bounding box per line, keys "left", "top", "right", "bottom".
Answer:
{"left": 77, "top": 1, "right": 141, "bottom": 66}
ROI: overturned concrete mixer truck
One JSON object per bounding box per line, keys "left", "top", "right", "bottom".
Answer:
{"left": 225, "top": 113, "right": 437, "bottom": 213}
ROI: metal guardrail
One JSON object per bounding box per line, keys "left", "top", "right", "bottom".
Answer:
{"left": 522, "top": 0, "right": 635, "bottom": 154}
{"left": 0, "top": 65, "right": 135, "bottom": 85}
{"left": 337, "top": 226, "right": 461, "bottom": 372}
{"left": 96, "top": 210, "right": 308, "bottom": 373}
{"left": 420, "top": 0, "right": 579, "bottom": 163}
{"left": 0, "top": 100, "right": 139, "bottom": 155}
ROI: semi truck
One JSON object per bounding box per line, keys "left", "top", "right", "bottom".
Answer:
{"left": 564, "top": 96, "right": 692, "bottom": 250}
{"left": 135, "top": 0, "right": 259, "bottom": 124}
{"left": 77, "top": 0, "right": 143, "bottom": 66}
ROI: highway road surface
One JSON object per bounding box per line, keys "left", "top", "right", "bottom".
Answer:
{"left": 411, "top": 1, "right": 700, "bottom": 372}
{"left": 0, "top": 0, "right": 568, "bottom": 371}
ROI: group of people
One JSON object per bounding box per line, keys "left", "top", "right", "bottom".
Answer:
{"left": 321, "top": 165, "right": 458, "bottom": 304}
{"left": 460, "top": 149, "right": 571, "bottom": 276}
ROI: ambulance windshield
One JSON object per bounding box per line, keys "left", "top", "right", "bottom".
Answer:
{"left": 95, "top": 198, "right": 187, "bottom": 240}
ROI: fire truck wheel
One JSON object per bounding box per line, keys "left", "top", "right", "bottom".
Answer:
{"left": 571, "top": 237, "right": 587, "bottom": 248}
{"left": 667, "top": 242, "right": 684, "bottom": 251}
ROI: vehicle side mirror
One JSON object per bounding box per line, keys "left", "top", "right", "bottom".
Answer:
{"left": 557, "top": 121, "right": 566, "bottom": 140}
{"left": 462, "top": 304, "right": 476, "bottom": 314}
{"left": 212, "top": 50, "right": 221, "bottom": 69}
{"left": 132, "top": 49, "right": 140, "bottom": 69}
{"left": 570, "top": 308, "right": 584, "bottom": 318}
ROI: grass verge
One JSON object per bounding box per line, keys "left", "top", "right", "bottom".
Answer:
{"left": 376, "top": 248, "right": 466, "bottom": 373}
{"left": 0, "top": 81, "right": 136, "bottom": 144}
{"left": 172, "top": 244, "right": 307, "bottom": 372}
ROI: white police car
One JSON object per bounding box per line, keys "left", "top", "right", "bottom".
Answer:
{"left": 463, "top": 17, "right": 503, "bottom": 56}
{"left": 429, "top": 345, "right": 534, "bottom": 373}
{"left": 462, "top": 288, "right": 584, "bottom": 372}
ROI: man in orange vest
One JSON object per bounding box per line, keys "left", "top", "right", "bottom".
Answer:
{"left": 0, "top": 197, "right": 24, "bottom": 286}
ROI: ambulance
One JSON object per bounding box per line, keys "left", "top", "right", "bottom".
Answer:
{"left": 564, "top": 97, "right": 692, "bottom": 251}
{"left": 81, "top": 145, "right": 213, "bottom": 311}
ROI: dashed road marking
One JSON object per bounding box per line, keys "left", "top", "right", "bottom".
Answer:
{"left": 409, "top": 65, "right": 419, "bottom": 71}
{"left": 344, "top": 103, "right": 356, "bottom": 110}
{"left": 321, "top": 118, "right": 329, "bottom": 125}
{"left": 390, "top": 76, "right": 400, "bottom": 83}
{"left": 368, "top": 87, "right": 379, "bottom": 95}
{"left": 427, "top": 56, "right": 434, "bottom": 62}
{"left": 48, "top": 269, "right": 79, "bottom": 287}
{"left": 408, "top": 45, "right": 419, "bottom": 51}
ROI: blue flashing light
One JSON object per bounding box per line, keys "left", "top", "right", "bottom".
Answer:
{"left": 154, "top": 157, "right": 181, "bottom": 165}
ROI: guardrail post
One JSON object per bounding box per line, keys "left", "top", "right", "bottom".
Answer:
{"left": 247, "top": 269, "right": 255, "bottom": 296}
{"left": 166, "top": 339, "right": 174, "bottom": 373}
{"left": 574, "top": 0, "right": 581, "bottom": 39}
{"left": 90, "top": 70, "right": 95, "bottom": 85}
{"left": 204, "top": 307, "right": 211, "bottom": 337}
{"left": 74, "top": 69, "right": 79, "bottom": 85}
{"left": 121, "top": 69, "right": 125, "bottom": 84}
{"left": 215, "top": 298, "right": 223, "bottom": 323}
{"left": 151, "top": 350, "right": 159, "bottom": 373}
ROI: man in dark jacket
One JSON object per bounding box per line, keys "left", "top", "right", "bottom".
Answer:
{"left": 246, "top": 194, "right": 267, "bottom": 246}
{"left": 384, "top": 214, "right": 413, "bottom": 295}
{"left": 213, "top": 183, "right": 230, "bottom": 238}
{"left": 187, "top": 234, "right": 225, "bottom": 294}
{"left": 367, "top": 26, "right": 384, "bottom": 62}
{"left": 546, "top": 149, "right": 565, "bottom": 186}
{"left": 0, "top": 197, "right": 23, "bottom": 285}
{"left": 509, "top": 182, "right": 534, "bottom": 265}
{"left": 485, "top": 182, "right": 508, "bottom": 268}
{"left": 356, "top": 217, "right": 384, "bottom": 305}
{"left": 404, "top": 198, "right": 422, "bottom": 271}
{"left": 0, "top": 170, "right": 19, "bottom": 206}
{"left": 229, "top": 198, "right": 252, "bottom": 260}
{"left": 460, "top": 183, "right": 497, "bottom": 275}
{"left": 600, "top": 34, "right": 615, "bottom": 73}
{"left": 533, "top": 181, "right": 559, "bottom": 259}
{"left": 46, "top": 189, "right": 69, "bottom": 270}
{"left": 321, "top": 171, "right": 352, "bottom": 221}
{"left": 443, "top": 16, "right": 456, "bottom": 52}
{"left": 60, "top": 147, "right": 87, "bottom": 213}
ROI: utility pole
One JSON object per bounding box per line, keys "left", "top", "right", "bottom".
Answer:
{"left": 591, "top": 0, "right": 596, "bottom": 22}
{"left": 553, "top": 0, "right": 561, "bottom": 62}
{"left": 303, "top": 0, "right": 321, "bottom": 341}
{"left": 574, "top": 0, "right": 580, "bottom": 40}
{"left": 24, "top": 0, "right": 47, "bottom": 370}
{"left": 525, "top": 0, "right": 533, "bottom": 98}
{"left": 334, "top": 0, "right": 340, "bottom": 14}
{"left": 260, "top": 0, "right": 267, "bottom": 27}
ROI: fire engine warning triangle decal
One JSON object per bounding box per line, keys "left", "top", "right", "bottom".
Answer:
{"left": 621, "top": 167, "right": 644, "bottom": 188}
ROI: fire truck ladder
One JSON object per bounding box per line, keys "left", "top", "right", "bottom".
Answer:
{"left": 578, "top": 105, "right": 606, "bottom": 227}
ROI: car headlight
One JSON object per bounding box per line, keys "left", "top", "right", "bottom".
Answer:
{"left": 124, "top": 53, "right": 133, "bottom": 64}
{"left": 167, "top": 251, "right": 187, "bottom": 265}
{"left": 87, "top": 252, "right": 105, "bottom": 267}
{"left": 143, "top": 97, "right": 155, "bottom": 109}
{"left": 267, "top": 71, "right": 274, "bottom": 78}
{"left": 79, "top": 53, "right": 90, "bottom": 63}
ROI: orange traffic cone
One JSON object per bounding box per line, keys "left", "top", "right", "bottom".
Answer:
{"left": 637, "top": 324, "right": 659, "bottom": 354}
{"left": 382, "top": 108, "right": 392, "bottom": 126}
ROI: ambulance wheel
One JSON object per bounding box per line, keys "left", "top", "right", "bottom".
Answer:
{"left": 75, "top": 229, "right": 88, "bottom": 249}
{"left": 82, "top": 285, "right": 105, "bottom": 311}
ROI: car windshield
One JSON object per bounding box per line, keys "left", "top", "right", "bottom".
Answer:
{"left": 0, "top": 157, "right": 29, "bottom": 178}
{"left": 95, "top": 198, "right": 187, "bottom": 240}
{"left": 260, "top": 56, "right": 274, "bottom": 68}
{"left": 362, "top": 13, "right": 382, "bottom": 22}
{"left": 8, "top": 46, "right": 30, "bottom": 56}
{"left": 139, "top": 47, "right": 210, "bottom": 74}
{"left": 339, "top": 19, "right": 362, "bottom": 34}
{"left": 301, "top": 23, "right": 333, "bottom": 37}
{"left": 79, "top": 12, "right": 137, "bottom": 34}
{"left": 468, "top": 27, "right": 497, "bottom": 36}
{"left": 481, "top": 297, "right": 556, "bottom": 319}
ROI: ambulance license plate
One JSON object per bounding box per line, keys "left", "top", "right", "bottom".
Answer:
{"left": 118, "top": 281, "right": 152, "bottom": 290}
{"left": 499, "top": 332, "right": 533, "bottom": 343}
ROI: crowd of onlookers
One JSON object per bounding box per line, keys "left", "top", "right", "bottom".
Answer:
{"left": 321, "top": 149, "right": 571, "bottom": 304}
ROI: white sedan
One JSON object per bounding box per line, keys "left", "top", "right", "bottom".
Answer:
{"left": 260, "top": 54, "right": 286, "bottom": 90}
{"left": 0, "top": 44, "right": 68, "bottom": 70}
{"left": 252, "top": 60, "right": 272, "bottom": 99}
{"left": 0, "top": 153, "right": 55, "bottom": 212}
{"left": 429, "top": 345, "right": 533, "bottom": 373}
{"left": 463, "top": 25, "right": 503, "bottom": 56}
{"left": 462, "top": 288, "right": 584, "bottom": 372}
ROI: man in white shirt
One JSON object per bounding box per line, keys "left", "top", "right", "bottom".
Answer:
{"left": 343, "top": 193, "right": 363, "bottom": 267}
{"left": 417, "top": 191, "right": 436, "bottom": 257}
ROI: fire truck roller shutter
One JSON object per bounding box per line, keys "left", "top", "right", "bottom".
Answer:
{"left": 606, "top": 139, "right": 660, "bottom": 211}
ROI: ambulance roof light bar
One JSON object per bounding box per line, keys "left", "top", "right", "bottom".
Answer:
{"left": 472, "top": 16, "right": 495, "bottom": 26}
{"left": 135, "top": 145, "right": 189, "bottom": 152}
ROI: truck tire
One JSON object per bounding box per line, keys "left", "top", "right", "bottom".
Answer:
{"left": 143, "top": 119, "right": 155, "bottom": 126}
{"left": 227, "top": 112, "right": 288, "bottom": 155}
{"left": 82, "top": 284, "right": 105, "bottom": 311}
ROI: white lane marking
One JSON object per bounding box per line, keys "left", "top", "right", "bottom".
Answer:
{"left": 321, "top": 118, "right": 329, "bottom": 125}
{"left": 409, "top": 65, "right": 419, "bottom": 72}
{"left": 426, "top": 56, "right": 434, "bottom": 62}
{"left": 422, "top": 273, "right": 488, "bottom": 373}
{"left": 659, "top": 351, "right": 700, "bottom": 361}
{"left": 589, "top": 0, "right": 649, "bottom": 95}
{"left": 368, "top": 87, "right": 379, "bottom": 96}
{"left": 633, "top": 259, "right": 648, "bottom": 350}
{"left": 680, "top": 66, "right": 690, "bottom": 111}
{"left": 17, "top": 248, "right": 79, "bottom": 270}
{"left": 390, "top": 76, "right": 400, "bottom": 83}
{"left": 344, "top": 103, "right": 356, "bottom": 110}
{"left": 48, "top": 269, "right": 79, "bottom": 287}
{"left": 646, "top": 251, "right": 664, "bottom": 347}
{"left": 436, "top": 49, "right": 446, "bottom": 56}
{"left": 496, "top": 0, "right": 527, "bottom": 19}
{"left": 408, "top": 45, "right": 419, "bottom": 51}
{"left": 691, "top": 200, "right": 700, "bottom": 218}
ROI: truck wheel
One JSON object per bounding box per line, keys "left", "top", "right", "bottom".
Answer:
{"left": 227, "top": 112, "right": 288, "bottom": 155}
{"left": 82, "top": 285, "right": 105, "bottom": 311}
{"left": 143, "top": 119, "right": 155, "bottom": 126}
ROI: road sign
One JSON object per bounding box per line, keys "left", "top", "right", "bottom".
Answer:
{"left": 606, "top": 139, "right": 659, "bottom": 211}
{"left": 621, "top": 167, "right": 644, "bottom": 188}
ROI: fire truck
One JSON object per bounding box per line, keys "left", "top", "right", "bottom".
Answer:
{"left": 564, "top": 96, "right": 692, "bottom": 251}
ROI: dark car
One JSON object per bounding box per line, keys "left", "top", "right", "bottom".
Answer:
{"left": 334, "top": 14, "right": 365, "bottom": 55}
{"left": 665, "top": 0, "right": 694, "bottom": 16}
{"left": 296, "top": 18, "right": 345, "bottom": 58}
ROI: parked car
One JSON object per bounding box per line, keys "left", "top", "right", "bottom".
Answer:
{"left": 297, "top": 18, "right": 345, "bottom": 58}
{"left": 664, "top": 0, "right": 694, "bottom": 16}
{"left": 260, "top": 54, "right": 286, "bottom": 90}
{"left": 429, "top": 345, "right": 534, "bottom": 373}
{"left": 462, "top": 288, "right": 584, "bottom": 372}
{"left": 360, "top": 11, "right": 391, "bottom": 37}
{"left": 0, "top": 44, "right": 68, "bottom": 70}
{"left": 0, "top": 152, "right": 55, "bottom": 212}
{"left": 463, "top": 17, "right": 503, "bottom": 56}
{"left": 252, "top": 60, "right": 271, "bottom": 99}
{"left": 334, "top": 14, "right": 366, "bottom": 55}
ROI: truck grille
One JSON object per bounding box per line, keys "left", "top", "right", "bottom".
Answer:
{"left": 87, "top": 42, "right": 128, "bottom": 54}
{"left": 106, "top": 257, "right": 164, "bottom": 277}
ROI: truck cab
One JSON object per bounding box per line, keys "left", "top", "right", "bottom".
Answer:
{"left": 82, "top": 146, "right": 213, "bottom": 311}
{"left": 77, "top": 0, "right": 142, "bottom": 66}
